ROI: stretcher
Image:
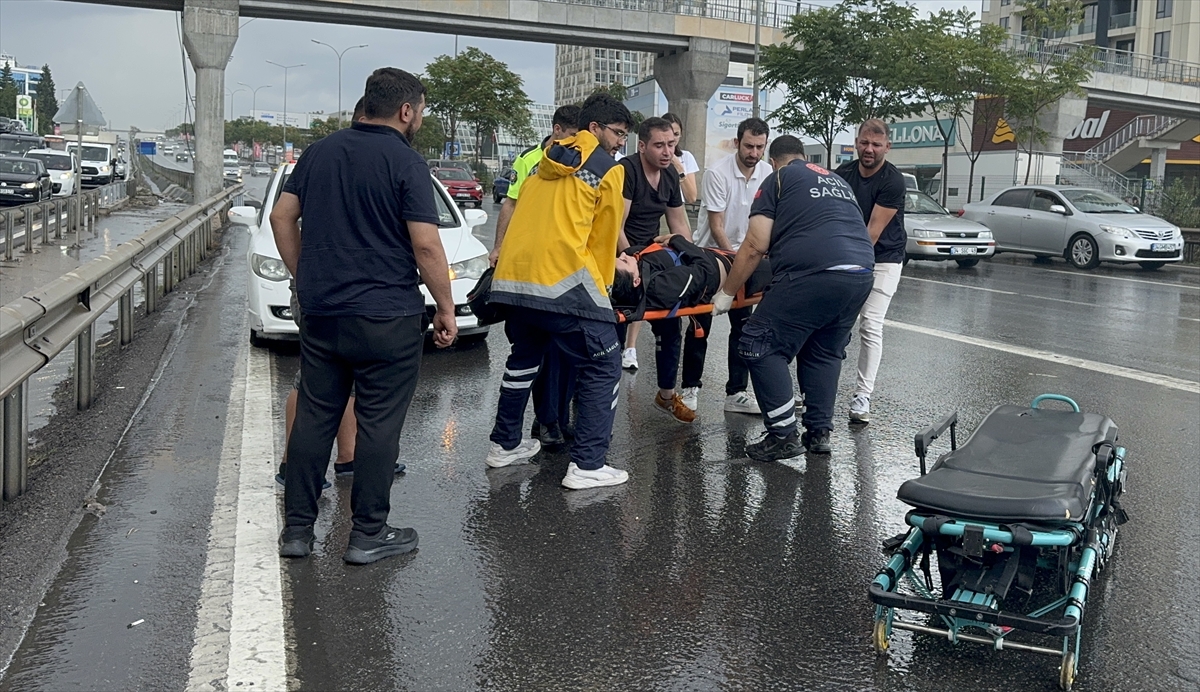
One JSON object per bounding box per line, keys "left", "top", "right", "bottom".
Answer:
{"left": 614, "top": 287, "right": 761, "bottom": 324}
{"left": 869, "top": 394, "right": 1127, "bottom": 690}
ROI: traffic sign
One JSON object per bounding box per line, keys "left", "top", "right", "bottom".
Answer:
{"left": 443, "top": 141, "right": 461, "bottom": 158}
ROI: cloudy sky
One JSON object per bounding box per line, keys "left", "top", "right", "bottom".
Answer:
{"left": 0, "top": 0, "right": 976, "bottom": 131}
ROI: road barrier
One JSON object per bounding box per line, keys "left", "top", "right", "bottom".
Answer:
{"left": 0, "top": 180, "right": 129, "bottom": 260}
{"left": 0, "top": 185, "right": 242, "bottom": 504}
{"left": 137, "top": 152, "right": 193, "bottom": 193}
{"left": 1183, "top": 229, "right": 1199, "bottom": 264}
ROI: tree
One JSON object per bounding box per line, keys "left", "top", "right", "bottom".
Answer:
{"left": 890, "top": 9, "right": 1016, "bottom": 204}
{"left": 167, "top": 122, "right": 195, "bottom": 138}
{"left": 411, "top": 116, "right": 446, "bottom": 159}
{"left": 307, "top": 115, "right": 343, "bottom": 141}
{"left": 34, "top": 65, "right": 58, "bottom": 135}
{"left": 761, "top": 0, "right": 922, "bottom": 165}
{"left": 0, "top": 64, "right": 17, "bottom": 120}
{"left": 1003, "top": 0, "right": 1095, "bottom": 183}
{"left": 590, "top": 81, "right": 643, "bottom": 133}
{"left": 424, "top": 47, "right": 534, "bottom": 164}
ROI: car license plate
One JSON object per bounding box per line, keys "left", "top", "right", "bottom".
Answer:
{"left": 456, "top": 192, "right": 471, "bottom": 198}
{"left": 950, "top": 246, "right": 977, "bottom": 255}
{"left": 0, "top": 189, "right": 13, "bottom": 195}
{"left": 1151, "top": 242, "right": 1177, "bottom": 252}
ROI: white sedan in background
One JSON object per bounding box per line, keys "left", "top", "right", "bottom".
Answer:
{"left": 228, "top": 162, "right": 492, "bottom": 346}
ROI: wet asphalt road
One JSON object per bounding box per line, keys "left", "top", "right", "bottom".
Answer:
{"left": 0, "top": 192, "right": 1196, "bottom": 692}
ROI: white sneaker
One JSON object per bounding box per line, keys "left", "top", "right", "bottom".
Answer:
{"left": 561, "top": 462, "right": 629, "bottom": 490}
{"left": 849, "top": 394, "right": 870, "bottom": 424}
{"left": 621, "top": 348, "right": 638, "bottom": 371}
{"left": 485, "top": 439, "right": 541, "bottom": 468}
{"left": 724, "top": 390, "right": 761, "bottom": 414}
{"left": 680, "top": 386, "right": 699, "bottom": 410}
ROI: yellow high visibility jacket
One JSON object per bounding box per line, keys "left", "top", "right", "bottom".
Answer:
{"left": 491, "top": 130, "right": 625, "bottom": 322}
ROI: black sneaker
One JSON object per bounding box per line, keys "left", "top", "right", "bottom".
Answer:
{"left": 343, "top": 526, "right": 419, "bottom": 565}
{"left": 275, "top": 463, "right": 332, "bottom": 489}
{"left": 746, "top": 432, "right": 803, "bottom": 462}
{"left": 279, "top": 525, "right": 315, "bottom": 558}
{"left": 534, "top": 422, "right": 566, "bottom": 447}
{"left": 333, "top": 461, "right": 407, "bottom": 476}
{"left": 801, "top": 429, "right": 832, "bottom": 454}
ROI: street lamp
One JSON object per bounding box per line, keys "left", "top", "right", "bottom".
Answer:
{"left": 752, "top": 0, "right": 763, "bottom": 119}
{"left": 238, "top": 82, "right": 272, "bottom": 118}
{"left": 311, "top": 40, "right": 368, "bottom": 126}
{"left": 226, "top": 87, "right": 246, "bottom": 121}
{"left": 266, "top": 60, "right": 304, "bottom": 152}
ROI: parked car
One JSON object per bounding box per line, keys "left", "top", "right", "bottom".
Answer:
{"left": 23, "top": 149, "right": 77, "bottom": 197}
{"left": 176, "top": 151, "right": 190, "bottom": 162}
{"left": 0, "top": 156, "right": 52, "bottom": 205}
{"left": 251, "top": 162, "right": 272, "bottom": 177}
{"left": 904, "top": 190, "right": 995, "bottom": 268}
{"left": 432, "top": 167, "right": 484, "bottom": 207}
{"left": 426, "top": 159, "right": 474, "bottom": 176}
{"left": 961, "top": 185, "right": 1184, "bottom": 270}
{"left": 229, "top": 162, "right": 491, "bottom": 346}
{"left": 493, "top": 168, "right": 514, "bottom": 204}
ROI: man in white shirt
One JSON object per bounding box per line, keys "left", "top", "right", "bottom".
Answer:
{"left": 681, "top": 117, "right": 771, "bottom": 414}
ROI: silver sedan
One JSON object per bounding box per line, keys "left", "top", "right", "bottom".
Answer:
{"left": 961, "top": 185, "right": 1183, "bottom": 270}
{"left": 903, "top": 190, "right": 996, "bottom": 268}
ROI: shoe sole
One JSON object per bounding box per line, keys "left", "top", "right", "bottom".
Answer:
{"left": 654, "top": 402, "right": 695, "bottom": 424}
{"left": 485, "top": 441, "right": 542, "bottom": 468}
{"left": 343, "top": 537, "right": 419, "bottom": 565}
{"left": 279, "top": 539, "right": 313, "bottom": 558}
{"left": 848, "top": 414, "right": 870, "bottom": 425}
{"left": 561, "top": 474, "right": 629, "bottom": 490}
{"left": 724, "top": 405, "right": 761, "bottom": 414}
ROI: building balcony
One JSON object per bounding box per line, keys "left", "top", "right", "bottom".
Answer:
{"left": 1109, "top": 11, "right": 1137, "bottom": 31}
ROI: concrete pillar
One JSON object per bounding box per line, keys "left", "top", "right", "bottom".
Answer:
{"left": 182, "top": 0, "right": 238, "bottom": 202}
{"left": 654, "top": 38, "right": 730, "bottom": 193}
{"left": 1149, "top": 146, "right": 1169, "bottom": 181}
{"left": 1035, "top": 95, "right": 1089, "bottom": 157}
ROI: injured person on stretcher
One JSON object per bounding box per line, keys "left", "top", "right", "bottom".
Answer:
{"left": 609, "top": 234, "right": 772, "bottom": 321}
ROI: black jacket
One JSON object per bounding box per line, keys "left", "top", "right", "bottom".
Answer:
{"left": 625, "top": 235, "right": 771, "bottom": 315}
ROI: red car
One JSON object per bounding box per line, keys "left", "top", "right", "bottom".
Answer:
{"left": 432, "top": 167, "right": 483, "bottom": 208}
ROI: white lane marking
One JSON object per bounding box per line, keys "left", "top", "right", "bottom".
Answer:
{"left": 885, "top": 319, "right": 1200, "bottom": 394}
{"left": 227, "top": 346, "right": 287, "bottom": 688}
{"left": 187, "top": 338, "right": 247, "bottom": 692}
{"left": 902, "top": 275, "right": 1200, "bottom": 322}
{"left": 1032, "top": 266, "right": 1200, "bottom": 291}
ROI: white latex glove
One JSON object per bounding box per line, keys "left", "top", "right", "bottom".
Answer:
{"left": 712, "top": 289, "right": 735, "bottom": 316}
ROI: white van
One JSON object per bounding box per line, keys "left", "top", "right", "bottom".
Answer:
{"left": 222, "top": 149, "right": 239, "bottom": 167}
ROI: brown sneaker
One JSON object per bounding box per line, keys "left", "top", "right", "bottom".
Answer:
{"left": 654, "top": 392, "right": 696, "bottom": 423}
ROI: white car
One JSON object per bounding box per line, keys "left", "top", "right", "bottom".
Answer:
{"left": 24, "top": 149, "right": 77, "bottom": 197}
{"left": 228, "top": 162, "right": 491, "bottom": 346}
{"left": 903, "top": 190, "right": 995, "bottom": 268}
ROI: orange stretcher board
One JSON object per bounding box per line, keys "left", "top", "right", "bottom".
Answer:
{"left": 614, "top": 288, "right": 762, "bottom": 324}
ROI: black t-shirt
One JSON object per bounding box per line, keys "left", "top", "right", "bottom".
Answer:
{"left": 834, "top": 159, "right": 906, "bottom": 264}
{"left": 283, "top": 122, "right": 440, "bottom": 317}
{"left": 619, "top": 155, "right": 683, "bottom": 247}
{"left": 750, "top": 160, "right": 875, "bottom": 278}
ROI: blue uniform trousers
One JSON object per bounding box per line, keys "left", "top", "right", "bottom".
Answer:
{"left": 531, "top": 348, "right": 576, "bottom": 430}
{"left": 491, "top": 309, "right": 621, "bottom": 470}
{"left": 739, "top": 271, "right": 873, "bottom": 436}
{"left": 617, "top": 317, "right": 684, "bottom": 391}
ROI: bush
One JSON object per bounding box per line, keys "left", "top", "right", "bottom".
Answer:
{"left": 470, "top": 160, "right": 493, "bottom": 190}
{"left": 1157, "top": 178, "right": 1200, "bottom": 228}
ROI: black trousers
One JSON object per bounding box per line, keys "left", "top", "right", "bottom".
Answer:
{"left": 681, "top": 305, "right": 753, "bottom": 395}
{"left": 284, "top": 314, "right": 423, "bottom": 537}
{"left": 617, "top": 317, "right": 684, "bottom": 391}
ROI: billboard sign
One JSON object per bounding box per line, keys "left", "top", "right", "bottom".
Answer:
{"left": 890, "top": 119, "right": 956, "bottom": 148}
{"left": 705, "top": 86, "right": 761, "bottom": 169}
{"left": 16, "top": 94, "right": 33, "bottom": 130}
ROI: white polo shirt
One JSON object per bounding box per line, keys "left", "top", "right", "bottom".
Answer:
{"left": 695, "top": 153, "right": 773, "bottom": 250}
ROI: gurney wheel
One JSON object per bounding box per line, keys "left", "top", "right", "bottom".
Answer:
{"left": 1059, "top": 652, "right": 1076, "bottom": 690}
{"left": 872, "top": 618, "right": 889, "bottom": 655}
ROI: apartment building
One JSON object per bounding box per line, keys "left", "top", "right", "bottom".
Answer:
{"left": 553, "top": 46, "right": 655, "bottom": 105}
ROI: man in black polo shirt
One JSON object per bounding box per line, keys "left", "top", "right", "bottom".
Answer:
{"left": 270, "top": 67, "right": 457, "bottom": 564}
{"left": 715, "top": 135, "right": 874, "bottom": 461}
{"left": 617, "top": 117, "right": 694, "bottom": 423}
{"left": 834, "top": 118, "right": 907, "bottom": 426}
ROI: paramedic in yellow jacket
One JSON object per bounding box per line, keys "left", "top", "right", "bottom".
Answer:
{"left": 485, "top": 93, "right": 634, "bottom": 490}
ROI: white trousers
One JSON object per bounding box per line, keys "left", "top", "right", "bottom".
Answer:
{"left": 854, "top": 262, "right": 903, "bottom": 398}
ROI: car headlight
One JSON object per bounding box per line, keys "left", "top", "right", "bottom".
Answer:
{"left": 474, "top": 184, "right": 483, "bottom": 191}
{"left": 99, "top": 165, "right": 110, "bottom": 173}
{"left": 59, "top": 172, "right": 71, "bottom": 180}
{"left": 251, "top": 253, "right": 290, "bottom": 281}
{"left": 912, "top": 229, "right": 944, "bottom": 238}
{"left": 448, "top": 254, "right": 488, "bottom": 281}
{"left": 1099, "top": 225, "right": 1135, "bottom": 239}
{"left": 1171, "top": 226, "right": 1182, "bottom": 239}
{"left": 21, "top": 182, "right": 37, "bottom": 189}
{"left": 977, "top": 230, "right": 993, "bottom": 239}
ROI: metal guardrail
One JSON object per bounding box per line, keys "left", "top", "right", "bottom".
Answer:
{"left": 1004, "top": 34, "right": 1200, "bottom": 85}
{"left": 1085, "top": 115, "right": 1180, "bottom": 162}
{"left": 1183, "top": 229, "right": 1200, "bottom": 264}
{"left": 0, "top": 181, "right": 128, "bottom": 260}
{"left": 543, "top": 0, "right": 814, "bottom": 29}
{"left": 0, "top": 185, "right": 242, "bottom": 503}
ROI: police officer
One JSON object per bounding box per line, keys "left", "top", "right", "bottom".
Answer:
{"left": 714, "top": 135, "right": 875, "bottom": 460}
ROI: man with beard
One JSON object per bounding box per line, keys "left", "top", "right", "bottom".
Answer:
{"left": 680, "top": 117, "right": 771, "bottom": 415}
{"left": 834, "top": 118, "right": 907, "bottom": 426}
{"left": 271, "top": 67, "right": 457, "bottom": 564}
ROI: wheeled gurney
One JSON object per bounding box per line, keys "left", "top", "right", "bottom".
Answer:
{"left": 869, "top": 394, "right": 1128, "bottom": 691}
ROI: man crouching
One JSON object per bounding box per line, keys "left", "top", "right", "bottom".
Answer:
{"left": 485, "top": 93, "right": 634, "bottom": 490}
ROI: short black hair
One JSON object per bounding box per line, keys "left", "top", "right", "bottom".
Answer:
{"left": 737, "top": 117, "right": 769, "bottom": 141}
{"left": 363, "top": 67, "right": 425, "bottom": 120}
{"left": 577, "top": 93, "right": 632, "bottom": 132}
{"left": 768, "top": 135, "right": 805, "bottom": 160}
{"left": 553, "top": 105, "right": 582, "bottom": 131}
{"left": 610, "top": 264, "right": 641, "bottom": 307}
{"left": 352, "top": 97, "right": 365, "bottom": 121}
{"left": 638, "top": 116, "right": 673, "bottom": 144}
